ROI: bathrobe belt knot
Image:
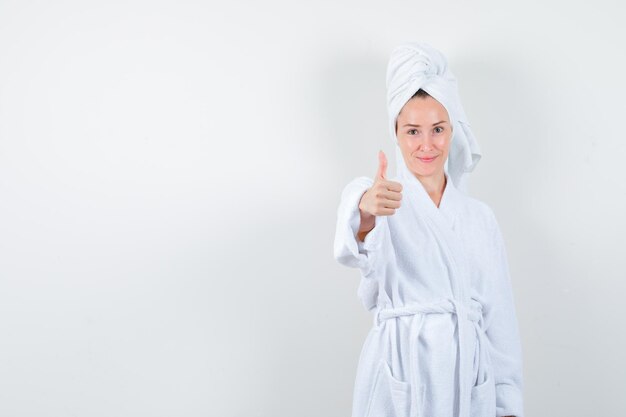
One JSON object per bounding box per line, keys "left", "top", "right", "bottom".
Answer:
{"left": 374, "top": 298, "right": 486, "bottom": 417}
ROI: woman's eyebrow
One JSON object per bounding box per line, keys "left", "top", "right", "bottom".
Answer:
{"left": 403, "top": 121, "right": 447, "bottom": 127}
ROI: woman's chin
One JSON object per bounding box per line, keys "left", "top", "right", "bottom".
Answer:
{"left": 409, "top": 164, "right": 443, "bottom": 178}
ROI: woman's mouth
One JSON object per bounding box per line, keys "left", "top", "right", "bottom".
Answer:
{"left": 417, "top": 155, "right": 438, "bottom": 163}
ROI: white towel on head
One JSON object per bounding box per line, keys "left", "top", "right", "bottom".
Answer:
{"left": 386, "top": 41, "right": 481, "bottom": 194}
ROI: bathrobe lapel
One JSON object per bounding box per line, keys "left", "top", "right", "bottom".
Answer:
{"left": 404, "top": 170, "right": 466, "bottom": 286}
{"left": 401, "top": 169, "right": 476, "bottom": 415}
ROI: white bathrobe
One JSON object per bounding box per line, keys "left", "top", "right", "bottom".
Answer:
{"left": 333, "top": 42, "right": 524, "bottom": 417}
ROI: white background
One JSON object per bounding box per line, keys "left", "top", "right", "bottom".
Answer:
{"left": 1, "top": 1, "right": 624, "bottom": 416}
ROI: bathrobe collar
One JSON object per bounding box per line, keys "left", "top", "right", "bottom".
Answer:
{"left": 438, "top": 168, "right": 462, "bottom": 230}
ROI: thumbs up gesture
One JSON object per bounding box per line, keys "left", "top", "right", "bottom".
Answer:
{"left": 357, "top": 150, "right": 403, "bottom": 240}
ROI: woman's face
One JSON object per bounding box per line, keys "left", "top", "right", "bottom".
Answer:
{"left": 395, "top": 95, "right": 453, "bottom": 180}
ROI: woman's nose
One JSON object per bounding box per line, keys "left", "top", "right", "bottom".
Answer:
{"left": 420, "top": 134, "right": 434, "bottom": 150}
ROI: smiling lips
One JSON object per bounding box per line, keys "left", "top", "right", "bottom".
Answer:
{"left": 417, "top": 155, "right": 438, "bottom": 163}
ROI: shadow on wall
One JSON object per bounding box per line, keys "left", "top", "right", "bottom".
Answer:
{"left": 453, "top": 49, "right": 616, "bottom": 415}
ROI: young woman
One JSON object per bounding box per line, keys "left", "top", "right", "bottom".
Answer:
{"left": 334, "top": 42, "right": 524, "bottom": 417}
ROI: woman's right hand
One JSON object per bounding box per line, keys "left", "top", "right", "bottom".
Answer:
{"left": 357, "top": 150, "right": 403, "bottom": 240}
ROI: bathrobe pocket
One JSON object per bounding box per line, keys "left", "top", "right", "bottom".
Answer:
{"left": 470, "top": 370, "right": 496, "bottom": 417}
{"left": 364, "top": 359, "right": 412, "bottom": 417}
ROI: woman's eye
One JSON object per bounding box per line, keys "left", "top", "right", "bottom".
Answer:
{"left": 434, "top": 126, "right": 444, "bottom": 133}
{"left": 408, "top": 129, "right": 418, "bottom": 135}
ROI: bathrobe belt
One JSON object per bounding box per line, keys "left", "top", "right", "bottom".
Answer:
{"left": 374, "top": 298, "right": 485, "bottom": 417}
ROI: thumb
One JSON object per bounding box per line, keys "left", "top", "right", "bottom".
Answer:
{"left": 376, "top": 150, "right": 387, "bottom": 180}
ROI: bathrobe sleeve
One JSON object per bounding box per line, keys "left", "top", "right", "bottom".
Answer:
{"left": 483, "top": 210, "right": 525, "bottom": 417}
{"left": 333, "top": 176, "right": 387, "bottom": 278}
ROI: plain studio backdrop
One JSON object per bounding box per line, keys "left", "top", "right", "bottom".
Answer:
{"left": 1, "top": 1, "right": 624, "bottom": 416}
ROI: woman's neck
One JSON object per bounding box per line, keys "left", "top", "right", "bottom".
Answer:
{"left": 416, "top": 171, "right": 447, "bottom": 208}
